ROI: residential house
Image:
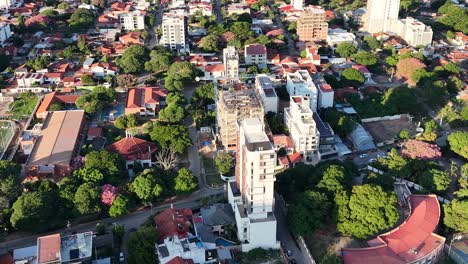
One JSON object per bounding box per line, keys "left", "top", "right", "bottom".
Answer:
{"left": 90, "top": 62, "right": 119, "bottom": 77}
{"left": 107, "top": 136, "right": 157, "bottom": 169}
{"left": 125, "top": 87, "right": 168, "bottom": 117}
{"left": 44, "top": 72, "right": 64, "bottom": 85}
{"left": 120, "top": 32, "right": 144, "bottom": 45}
{"left": 226, "top": 3, "right": 250, "bottom": 15}
{"left": 244, "top": 44, "right": 267, "bottom": 68}
{"left": 36, "top": 91, "right": 80, "bottom": 119}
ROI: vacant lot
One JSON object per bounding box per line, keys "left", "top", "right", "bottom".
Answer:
{"left": 362, "top": 115, "right": 418, "bottom": 144}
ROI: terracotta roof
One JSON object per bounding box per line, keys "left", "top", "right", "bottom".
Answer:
{"left": 120, "top": 32, "right": 143, "bottom": 45}
{"left": 287, "top": 152, "right": 302, "bottom": 164}
{"left": 154, "top": 208, "right": 193, "bottom": 242}
{"left": 37, "top": 234, "right": 61, "bottom": 264}
{"left": 266, "top": 29, "right": 285, "bottom": 37}
{"left": 204, "top": 64, "right": 224, "bottom": 73}
{"left": 0, "top": 253, "right": 13, "bottom": 264}
{"left": 351, "top": 64, "right": 370, "bottom": 74}
{"left": 107, "top": 137, "right": 157, "bottom": 161}
{"left": 167, "top": 257, "right": 195, "bottom": 264}
{"left": 245, "top": 44, "right": 267, "bottom": 55}
{"left": 281, "top": 55, "right": 297, "bottom": 64}
{"left": 342, "top": 195, "right": 445, "bottom": 264}
{"left": 278, "top": 156, "right": 289, "bottom": 166}
{"left": 87, "top": 127, "right": 103, "bottom": 138}
{"left": 272, "top": 134, "right": 294, "bottom": 148}
{"left": 44, "top": 72, "right": 64, "bottom": 79}
{"left": 127, "top": 87, "right": 167, "bottom": 108}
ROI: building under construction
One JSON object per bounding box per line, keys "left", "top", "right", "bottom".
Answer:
{"left": 217, "top": 87, "right": 264, "bottom": 151}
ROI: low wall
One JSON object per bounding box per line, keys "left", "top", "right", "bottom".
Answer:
{"left": 361, "top": 114, "right": 404, "bottom": 123}
{"left": 297, "top": 236, "right": 316, "bottom": 264}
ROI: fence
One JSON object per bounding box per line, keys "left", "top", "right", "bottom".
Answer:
{"left": 361, "top": 114, "right": 404, "bottom": 123}
{"left": 297, "top": 236, "right": 316, "bottom": 264}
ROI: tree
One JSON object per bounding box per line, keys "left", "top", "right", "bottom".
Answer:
{"left": 69, "top": 8, "right": 94, "bottom": 29}
{"left": 443, "top": 199, "right": 468, "bottom": 232}
{"left": 363, "top": 36, "right": 381, "bottom": 50}
{"left": 396, "top": 58, "right": 426, "bottom": 85}
{"left": 317, "top": 165, "right": 348, "bottom": 193}
{"left": 131, "top": 169, "right": 163, "bottom": 201}
{"left": 215, "top": 152, "right": 232, "bottom": 175}
{"left": 420, "top": 169, "right": 450, "bottom": 193}
{"left": 230, "top": 22, "right": 254, "bottom": 40}
{"left": 174, "top": 168, "right": 197, "bottom": 193}
{"left": 402, "top": 139, "right": 442, "bottom": 160}
{"left": 437, "top": 4, "right": 468, "bottom": 34}
{"left": 116, "top": 45, "right": 149, "bottom": 74}
{"left": 446, "top": 30, "right": 455, "bottom": 39}
{"left": 382, "top": 86, "right": 419, "bottom": 115}
{"left": 81, "top": 75, "right": 96, "bottom": 86}
{"left": 114, "top": 114, "right": 138, "bottom": 129}
{"left": 199, "top": 34, "right": 219, "bottom": 52}
{"left": 0, "top": 161, "right": 22, "bottom": 202}
{"left": 192, "top": 83, "right": 215, "bottom": 105}
{"left": 10, "top": 192, "right": 54, "bottom": 231}
{"left": 288, "top": 191, "right": 331, "bottom": 235}
{"left": 336, "top": 43, "right": 357, "bottom": 58}
{"left": 74, "top": 183, "right": 102, "bottom": 215}
{"left": 448, "top": 131, "right": 468, "bottom": 159}
{"left": 127, "top": 226, "right": 159, "bottom": 264}
{"left": 447, "top": 76, "right": 464, "bottom": 93}
{"left": 25, "top": 55, "right": 50, "bottom": 71}
{"left": 101, "top": 184, "right": 118, "bottom": 206}
{"left": 336, "top": 185, "right": 399, "bottom": 239}
{"left": 353, "top": 52, "right": 378, "bottom": 66}
{"left": 166, "top": 92, "right": 186, "bottom": 105}
{"left": 58, "top": 177, "right": 79, "bottom": 211}
{"left": 109, "top": 194, "right": 129, "bottom": 217}
{"left": 73, "top": 167, "right": 104, "bottom": 183}
{"left": 57, "top": 2, "right": 70, "bottom": 9}
{"left": 165, "top": 62, "right": 199, "bottom": 92}
{"left": 149, "top": 123, "right": 192, "bottom": 153}
{"left": 154, "top": 149, "right": 180, "bottom": 171}
{"left": 364, "top": 172, "right": 394, "bottom": 192}
{"left": 85, "top": 150, "right": 125, "bottom": 182}
{"left": 0, "top": 160, "right": 21, "bottom": 178}
{"left": 91, "top": 0, "right": 106, "bottom": 8}
{"left": 48, "top": 103, "right": 62, "bottom": 111}
{"left": 399, "top": 129, "right": 410, "bottom": 140}
{"left": 443, "top": 62, "right": 461, "bottom": 75}
{"left": 158, "top": 103, "right": 185, "bottom": 123}
{"left": 116, "top": 74, "right": 137, "bottom": 89}
{"left": 76, "top": 86, "right": 116, "bottom": 114}
{"left": 144, "top": 48, "right": 172, "bottom": 73}
{"left": 341, "top": 68, "right": 365, "bottom": 87}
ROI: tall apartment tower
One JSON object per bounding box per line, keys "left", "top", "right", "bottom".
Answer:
{"left": 217, "top": 88, "right": 264, "bottom": 151}
{"left": 297, "top": 6, "right": 328, "bottom": 42}
{"left": 364, "top": 0, "right": 400, "bottom": 33}
{"left": 228, "top": 118, "right": 279, "bottom": 252}
{"left": 291, "top": 0, "right": 304, "bottom": 10}
{"left": 284, "top": 96, "right": 321, "bottom": 163}
{"left": 160, "top": 10, "right": 188, "bottom": 52}
{"left": 119, "top": 11, "right": 145, "bottom": 30}
{"left": 223, "top": 46, "right": 239, "bottom": 81}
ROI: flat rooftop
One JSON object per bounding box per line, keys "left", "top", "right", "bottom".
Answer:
{"left": 60, "top": 232, "right": 93, "bottom": 262}
{"left": 27, "top": 110, "right": 85, "bottom": 168}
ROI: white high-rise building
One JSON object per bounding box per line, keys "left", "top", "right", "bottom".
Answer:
{"left": 394, "top": 17, "right": 433, "bottom": 47}
{"left": 291, "top": 0, "right": 304, "bottom": 10}
{"left": 286, "top": 70, "right": 318, "bottom": 112}
{"left": 223, "top": 46, "right": 239, "bottom": 81}
{"left": 0, "top": 23, "right": 12, "bottom": 45}
{"left": 284, "top": 96, "right": 321, "bottom": 163}
{"left": 119, "top": 11, "right": 145, "bottom": 30}
{"left": 364, "top": 0, "right": 400, "bottom": 33}
{"left": 160, "top": 10, "right": 188, "bottom": 52}
{"left": 228, "top": 118, "right": 279, "bottom": 252}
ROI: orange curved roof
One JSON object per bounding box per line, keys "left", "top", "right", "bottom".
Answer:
{"left": 342, "top": 195, "right": 445, "bottom": 264}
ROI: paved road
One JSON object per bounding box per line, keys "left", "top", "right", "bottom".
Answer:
{"left": 0, "top": 188, "right": 224, "bottom": 253}
{"left": 268, "top": 2, "right": 298, "bottom": 56}
{"left": 275, "top": 194, "right": 305, "bottom": 264}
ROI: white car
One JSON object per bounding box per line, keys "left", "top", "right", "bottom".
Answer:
{"left": 369, "top": 158, "right": 377, "bottom": 163}
{"left": 359, "top": 154, "right": 368, "bottom": 159}
{"left": 119, "top": 252, "right": 124, "bottom": 263}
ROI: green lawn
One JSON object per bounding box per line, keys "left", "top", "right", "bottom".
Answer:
{"left": 201, "top": 157, "right": 224, "bottom": 187}
{"left": 9, "top": 93, "right": 38, "bottom": 120}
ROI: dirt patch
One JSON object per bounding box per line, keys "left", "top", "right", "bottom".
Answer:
{"left": 362, "top": 115, "right": 418, "bottom": 144}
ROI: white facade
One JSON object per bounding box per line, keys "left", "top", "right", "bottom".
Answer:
{"left": 157, "top": 235, "right": 208, "bottom": 264}
{"left": 91, "top": 65, "right": 116, "bottom": 77}
{"left": 119, "top": 11, "right": 145, "bottom": 30}
{"left": 393, "top": 17, "right": 433, "bottom": 47}
{"left": 255, "top": 75, "right": 278, "bottom": 113}
{"left": 0, "top": 23, "right": 12, "bottom": 45}
{"left": 326, "top": 28, "right": 357, "bottom": 47}
{"left": 286, "top": 70, "right": 318, "bottom": 112}
{"left": 171, "top": 0, "right": 185, "bottom": 8}
{"left": 0, "top": 0, "right": 16, "bottom": 9}
{"left": 223, "top": 46, "right": 239, "bottom": 81}
{"left": 160, "top": 10, "right": 188, "bottom": 52}
{"left": 284, "top": 96, "right": 320, "bottom": 163}
{"left": 17, "top": 73, "right": 45, "bottom": 88}
{"left": 244, "top": 44, "right": 267, "bottom": 68}
{"left": 291, "top": 0, "right": 304, "bottom": 10}
{"left": 228, "top": 118, "right": 279, "bottom": 252}
{"left": 364, "top": 0, "right": 400, "bottom": 33}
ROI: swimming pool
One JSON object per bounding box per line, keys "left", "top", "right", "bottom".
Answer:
{"left": 100, "top": 103, "right": 125, "bottom": 121}
{"left": 215, "top": 237, "right": 236, "bottom": 247}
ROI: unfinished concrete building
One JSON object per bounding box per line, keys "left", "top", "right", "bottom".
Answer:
{"left": 217, "top": 88, "right": 264, "bottom": 151}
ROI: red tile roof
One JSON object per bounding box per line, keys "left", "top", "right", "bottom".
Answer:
{"left": 319, "top": 84, "right": 333, "bottom": 93}
{"left": 204, "top": 64, "right": 224, "bottom": 73}
{"left": 342, "top": 195, "right": 445, "bottom": 264}
{"left": 245, "top": 44, "right": 267, "bottom": 55}
{"left": 272, "top": 134, "right": 294, "bottom": 149}
{"left": 87, "top": 127, "right": 103, "bottom": 138}
{"left": 167, "top": 257, "right": 195, "bottom": 264}
{"left": 127, "top": 87, "right": 167, "bottom": 108}
{"left": 287, "top": 152, "right": 302, "bottom": 164}
{"left": 36, "top": 92, "right": 80, "bottom": 118}
{"left": 154, "top": 208, "right": 193, "bottom": 242}
{"left": 107, "top": 137, "right": 157, "bottom": 161}
{"left": 0, "top": 253, "right": 13, "bottom": 264}
{"left": 37, "top": 234, "right": 61, "bottom": 264}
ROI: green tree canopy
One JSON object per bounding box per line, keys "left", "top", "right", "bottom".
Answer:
{"left": 73, "top": 167, "right": 104, "bottom": 183}
{"left": 127, "top": 226, "right": 159, "bottom": 264}
{"left": 363, "top": 36, "right": 381, "bottom": 50}
{"left": 75, "top": 86, "right": 116, "bottom": 114}
{"left": 199, "top": 34, "right": 220, "bottom": 52}
{"left": 74, "top": 182, "right": 102, "bottom": 215}
{"left": 174, "top": 168, "right": 197, "bottom": 193}
{"left": 353, "top": 52, "right": 378, "bottom": 66}
{"left": 336, "top": 43, "right": 357, "bottom": 58}
{"left": 336, "top": 185, "right": 399, "bottom": 239}
{"left": 84, "top": 150, "right": 125, "bottom": 182}
{"left": 230, "top": 22, "right": 254, "bottom": 40}
{"left": 158, "top": 103, "right": 185, "bottom": 123}
{"left": 109, "top": 194, "right": 130, "bottom": 217}
{"left": 288, "top": 191, "right": 331, "bottom": 236}
{"left": 317, "top": 165, "right": 348, "bottom": 193}
{"left": 131, "top": 169, "right": 163, "bottom": 201}
{"left": 215, "top": 152, "right": 232, "bottom": 175}
{"left": 437, "top": 3, "right": 468, "bottom": 34}
{"left": 165, "top": 62, "right": 199, "bottom": 92}
{"left": 116, "top": 45, "right": 149, "bottom": 74}
{"left": 69, "top": 8, "right": 94, "bottom": 29}
{"left": 420, "top": 169, "right": 450, "bottom": 193}
{"left": 448, "top": 131, "right": 468, "bottom": 159}
{"left": 144, "top": 47, "right": 172, "bottom": 73}
{"left": 10, "top": 191, "right": 54, "bottom": 231}
{"left": 341, "top": 68, "right": 365, "bottom": 87}
{"left": 148, "top": 123, "right": 192, "bottom": 153}
{"left": 443, "top": 199, "right": 468, "bottom": 232}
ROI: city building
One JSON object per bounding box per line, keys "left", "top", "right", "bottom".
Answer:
{"left": 160, "top": 10, "right": 188, "bottom": 52}
{"left": 119, "top": 11, "right": 145, "bottom": 30}
{"left": 0, "top": 0, "right": 16, "bottom": 10}
{"left": 25, "top": 110, "right": 85, "bottom": 180}
{"left": 244, "top": 44, "right": 267, "bottom": 68}
{"left": 326, "top": 28, "right": 357, "bottom": 48}
{"left": 286, "top": 70, "right": 318, "bottom": 111}
{"left": 394, "top": 17, "right": 433, "bottom": 47}
{"left": 217, "top": 88, "right": 264, "bottom": 151}
{"left": 226, "top": 3, "right": 250, "bottom": 16}
{"left": 255, "top": 74, "right": 278, "bottom": 113}
{"left": 363, "top": 0, "right": 399, "bottom": 33}
{"left": 107, "top": 135, "right": 157, "bottom": 169}
{"left": 125, "top": 87, "right": 168, "bottom": 117}
{"left": 0, "top": 22, "right": 12, "bottom": 45}
{"left": 284, "top": 96, "right": 320, "bottom": 163}
{"left": 228, "top": 118, "right": 279, "bottom": 252}
{"left": 297, "top": 6, "right": 328, "bottom": 42}
{"left": 37, "top": 232, "right": 93, "bottom": 264}
{"left": 291, "top": 0, "right": 304, "bottom": 10}
{"left": 342, "top": 195, "right": 446, "bottom": 264}
{"left": 36, "top": 91, "right": 80, "bottom": 119}
{"left": 223, "top": 46, "right": 239, "bottom": 81}
{"left": 313, "top": 113, "right": 338, "bottom": 158}
{"left": 17, "top": 73, "right": 45, "bottom": 88}
{"left": 312, "top": 73, "right": 334, "bottom": 109}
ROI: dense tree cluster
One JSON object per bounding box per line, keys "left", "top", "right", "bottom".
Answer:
{"left": 165, "top": 62, "right": 200, "bottom": 92}
{"left": 448, "top": 131, "right": 468, "bottom": 159}
{"left": 75, "top": 86, "right": 116, "bottom": 114}
{"left": 116, "top": 46, "right": 149, "bottom": 74}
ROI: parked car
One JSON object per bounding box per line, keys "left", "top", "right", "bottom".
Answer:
{"left": 119, "top": 252, "right": 124, "bottom": 263}
{"left": 369, "top": 158, "right": 377, "bottom": 163}
{"left": 359, "top": 154, "right": 368, "bottom": 159}
{"left": 286, "top": 250, "right": 293, "bottom": 257}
